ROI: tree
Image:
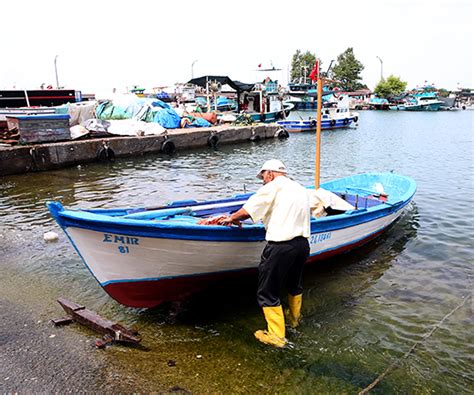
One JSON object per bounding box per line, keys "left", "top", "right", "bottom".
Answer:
{"left": 374, "top": 75, "right": 407, "bottom": 98}
{"left": 438, "top": 88, "right": 450, "bottom": 98}
{"left": 331, "top": 48, "right": 366, "bottom": 91}
{"left": 290, "top": 50, "right": 317, "bottom": 83}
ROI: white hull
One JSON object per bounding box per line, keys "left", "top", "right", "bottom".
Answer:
{"left": 66, "top": 208, "right": 402, "bottom": 286}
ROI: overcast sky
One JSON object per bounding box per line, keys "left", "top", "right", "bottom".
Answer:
{"left": 1, "top": 0, "right": 472, "bottom": 94}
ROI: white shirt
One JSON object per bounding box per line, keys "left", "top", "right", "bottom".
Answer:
{"left": 243, "top": 176, "right": 311, "bottom": 242}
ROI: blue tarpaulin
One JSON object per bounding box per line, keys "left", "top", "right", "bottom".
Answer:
{"left": 140, "top": 100, "right": 181, "bottom": 129}
{"left": 185, "top": 117, "right": 212, "bottom": 128}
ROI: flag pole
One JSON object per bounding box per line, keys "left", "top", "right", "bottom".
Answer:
{"left": 315, "top": 60, "right": 322, "bottom": 189}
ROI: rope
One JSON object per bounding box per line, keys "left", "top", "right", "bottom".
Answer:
{"left": 358, "top": 293, "right": 471, "bottom": 394}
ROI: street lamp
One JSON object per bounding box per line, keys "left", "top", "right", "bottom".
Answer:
{"left": 191, "top": 59, "right": 198, "bottom": 79}
{"left": 376, "top": 56, "right": 383, "bottom": 81}
{"left": 54, "top": 55, "right": 60, "bottom": 89}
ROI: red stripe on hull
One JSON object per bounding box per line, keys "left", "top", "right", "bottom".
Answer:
{"left": 104, "top": 269, "right": 256, "bottom": 308}
{"left": 306, "top": 227, "right": 386, "bottom": 264}
{"left": 103, "top": 227, "right": 388, "bottom": 308}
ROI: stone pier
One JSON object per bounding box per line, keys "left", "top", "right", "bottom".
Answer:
{"left": 0, "top": 124, "right": 287, "bottom": 176}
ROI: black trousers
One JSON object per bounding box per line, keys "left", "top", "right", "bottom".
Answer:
{"left": 257, "top": 236, "right": 310, "bottom": 307}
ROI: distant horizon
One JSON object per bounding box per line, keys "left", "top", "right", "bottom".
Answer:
{"left": 1, "top": 0, "right": 472, "bottom": 94}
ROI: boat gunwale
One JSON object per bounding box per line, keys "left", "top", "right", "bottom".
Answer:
{"left": 48, "top": 173, "right": 416, "bottom": 242}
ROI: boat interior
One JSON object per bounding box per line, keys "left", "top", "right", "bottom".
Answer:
{"left": 89, "top": 190, "right": 388, "bottom": 224}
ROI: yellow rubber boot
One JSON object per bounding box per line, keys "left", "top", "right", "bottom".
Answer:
{"left": 287, "top": 294, "right": 302, "bottom": 328}
{"left": 254, "top": 306, "right": 286, "bottom": 348}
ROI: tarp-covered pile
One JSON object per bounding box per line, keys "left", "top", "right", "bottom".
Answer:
{"left": 66, "top": 94, "right": 216, "bottom": 140}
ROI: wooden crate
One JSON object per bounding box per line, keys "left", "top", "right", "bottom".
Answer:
{"left": 7, "top": 114, "right": 71, "bottom": 143}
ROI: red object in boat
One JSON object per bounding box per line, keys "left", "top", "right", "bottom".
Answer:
{"left": 197, "top": 215, "right": 229, "bottom": 226}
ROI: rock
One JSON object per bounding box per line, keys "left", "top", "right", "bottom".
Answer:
{"left": 43, "top": 231, "right": 59, "bottom": 242}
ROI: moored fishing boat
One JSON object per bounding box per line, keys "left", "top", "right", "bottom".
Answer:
{"left": 47, "top": 172, "right": 415, "bottom": 308}
{"left": 277, "top": 94, "right": 358, "bottom": 132}
{"left": 403, "top": 95, "right": 442, "bottom": 111}
{"left": 277, "top": 108, "right": 358, "bottom": 132}
{"left": 188, "top": 75, "right": 293, "bottom": 123}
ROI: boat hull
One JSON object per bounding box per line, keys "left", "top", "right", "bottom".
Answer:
{"left": 101, "top": 223, "right": 390, "bottom": 307}
{"left": 66, "top": 218, "right": 401, "bottom": 308}
{"left": 404, "top": 103, "right": 441, "bottom": 111}
{"left": 48, "top": 173, "right": 416, "bottom": 308}
{"left": 277, "top": 115, "right": 357, "bottom": 132}
{"left": 248, "top": 104, "right": 294, "bottom": 123}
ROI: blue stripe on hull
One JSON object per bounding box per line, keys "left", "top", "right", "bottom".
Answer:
{"left": 277, "top": 117, "right": 355, "bottom": 131}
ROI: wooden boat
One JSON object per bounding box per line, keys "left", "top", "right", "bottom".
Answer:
{"left": 278, "top": 95, "right": 358, "bottom": 132}
{"left": 47, "top": 172, "right": 416, "bottom": 308}
{"left": 277, "top": 109, "right": 358, "bottom": 132}
{"left": 0, "top": 107, "right": 57, "bottom": 122}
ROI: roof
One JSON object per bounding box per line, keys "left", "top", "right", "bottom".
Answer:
{"left": 344, "top": 89, "right": 372, "bottom": 97}
{"left": 188, "top": 76, "right": 255, "bottom": 93}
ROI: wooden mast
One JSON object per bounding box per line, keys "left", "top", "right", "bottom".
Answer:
{"left": 315, "top": 61, "right": 322, "bottom": 189}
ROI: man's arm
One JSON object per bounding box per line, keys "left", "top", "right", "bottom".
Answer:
{"left": 218, "top": 207, "right": 251, "bottom": 227}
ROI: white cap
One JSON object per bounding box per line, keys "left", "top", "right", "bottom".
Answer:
{"left": 257, "top": 159, "right": 287, "bottom": 179}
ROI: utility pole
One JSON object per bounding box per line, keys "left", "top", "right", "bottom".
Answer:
{"left": 191, "top": 60, "right": 198, "bottom": 79}
{"left": 54, "top": 55, "right": 60, "bottom": 89}
{"left": 376, "top": 56, "right": 383, "bottom": 81}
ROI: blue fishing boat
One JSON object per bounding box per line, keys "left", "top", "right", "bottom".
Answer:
{"left": 286, "top": 83, "right": 341, "bottom": 110}
{"left": 277, "top": 95, "right": 358, "bottom": 132}
{"left": 369, "top": 97, "right": 390, "bottom": 110}
{"left": 390, "top": 85, "right": 443, "bottom": 111}
{"left": 47, "top": 172, "right": 415, "bottom": 308}
{"left": 401, "top": 95, "right": 442, "bottom": 111}
{"left": 277, "top": 109, "right": 358, "bottom": 132}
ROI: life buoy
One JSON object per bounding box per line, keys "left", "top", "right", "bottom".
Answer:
{"left": 207, "top": 134, "right": 219, "bottom": 148}
{"left": 161, "top": 138, "right": 176, "bottom": 154}
{"left": 353, "top": 116, "right": 358, "bottom": 123}
{"left": 310, "top": 119, "right": 317, "bottom": 128}
{"left": 330, "top": 119, "right": 336, "bottom": 127}
{"left": 275, "top": 128, "right": 289, "bottom": 139}
{"left": 97, "top": 145, "right": 115, "bottom": 162}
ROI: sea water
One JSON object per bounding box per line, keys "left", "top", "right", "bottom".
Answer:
{"left": 1, "top": 110, "right": 472, "bottom": 392}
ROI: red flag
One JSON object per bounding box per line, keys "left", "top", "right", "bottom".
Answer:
{"left": 309, "top": 60, "right": 319, "bottom": 82}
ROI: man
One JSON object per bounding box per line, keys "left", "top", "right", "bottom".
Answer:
{"left": 218, "top": 159, "right": 311, "bottom": 348}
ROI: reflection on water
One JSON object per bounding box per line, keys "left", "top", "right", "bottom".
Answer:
{"left": 1, "top": 110, "right": 473, "bottom": 392}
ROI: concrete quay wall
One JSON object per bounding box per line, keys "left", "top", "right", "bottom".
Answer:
{"left": 0, "top": 124, "right": 284, "bottom": 176}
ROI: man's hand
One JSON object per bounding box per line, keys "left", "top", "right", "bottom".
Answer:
{"left": 216, "top": 208, "right": 251, "bottom": 228}
{"left": 217, "top": 215, "right": 242, "bottom": 228}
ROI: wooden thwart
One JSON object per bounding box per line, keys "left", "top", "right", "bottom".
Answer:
{"left": 54, "top": 297, "right": 141, "bottom": 346}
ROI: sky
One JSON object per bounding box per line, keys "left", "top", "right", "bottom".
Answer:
{"left": 1, "top": 0, "right": 472, "bottom": 95}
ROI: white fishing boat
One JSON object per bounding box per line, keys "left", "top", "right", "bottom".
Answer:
{"left": 47, "top": 173, "right": 415, "bottom": 307}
